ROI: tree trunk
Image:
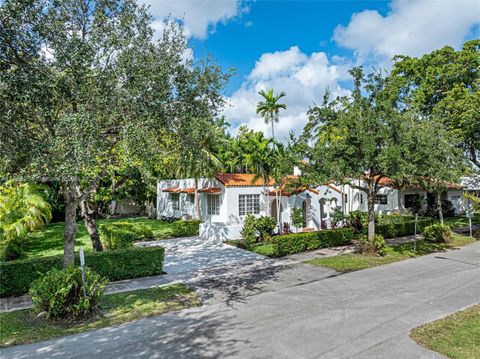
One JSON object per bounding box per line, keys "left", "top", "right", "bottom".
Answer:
{"left": 271, "top": 120, "right": 275, "bottom": 140}
{"left": 194, "top": 178, "right": 201, "bottom": 220}
{"left": 80, "top": 199, "right": 103, "bottom": 251}
{"left": 62, "top": 180, "right": 78, "bottom": 268}
{"left": 436, "top": 192, "right": 444, "bottom": 225}
{"left": 367, "top": 181, "right": 376, "bottom": 241}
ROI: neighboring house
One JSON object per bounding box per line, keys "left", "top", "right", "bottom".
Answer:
{"left": 157, "top": 171, "right": 466, "bottom": 241}
{"left": 320, "top": 177, "right": 466, "bottom": 218}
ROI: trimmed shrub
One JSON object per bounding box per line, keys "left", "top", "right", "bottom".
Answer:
{"left": 30, "top": 266, "right": 107, "bottom": 320}
{"left": 375, "top": 218, "right": 432, "bottom": 238}
{"left": 423, "top": 224, "right": 452, "bottom": 243}
{"left": 0, "top": 246, "right": 165, "bottom": 297}
{"left": 241, "top": 215, "right": 257, "bottom": 246}
{"left": 272, "top": 227, "right": 353, "bottom": 257}
{"left": 99, "top": 222, "right": 153, "bottom": 249}
{"left": 171, "top": 220, "right": 200, "bottom": 237}
{"left": 356, "top": 234, "right": 387, "bottom": 256}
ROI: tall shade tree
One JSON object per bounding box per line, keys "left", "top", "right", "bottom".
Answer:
{"left": 303, "top": 69, "right": 411, "bottom": 240}
{"left": 0, "top": 0, "right": 188, "bottom": 266}
{"left": 399, "top": 115, "right": 467, "bottom": 224}
{"left": 256, "top": 89, "right": 287, "bottom": 140}
{"left": 391, "top": 40, "right": 480, "bottom": 170}
{"left": 161, "top": 58, "right": 230, "bottom": 220}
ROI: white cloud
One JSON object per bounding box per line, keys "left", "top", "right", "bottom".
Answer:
{"left": 224, "top": 46, "right": 351, "bottom": 140}
{"left": 141, "top": 0, "right": 246, "bottom": 39}
{"left": 334, "top": 0, "right": 480, "bottom": 63}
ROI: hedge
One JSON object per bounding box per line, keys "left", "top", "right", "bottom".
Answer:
{"left": 375, "top": 218, "right": 433, "bottom": 238}
{"left": 172, "top": 220, "right": 201, "bottom": 237}
{"left": 99, "top": 222, "right": 153, "bottom": 249}
{"left": 0, "top": 246, "right": 165, "bottom": 297}
{"left": 272, "top": 228, "right": 354, "bottom": 257}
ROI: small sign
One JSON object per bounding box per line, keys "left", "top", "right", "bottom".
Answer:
{"left": 79, "top": 247, "right": 85, "bottom": 266}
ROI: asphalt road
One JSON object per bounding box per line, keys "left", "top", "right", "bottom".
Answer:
{"left": 2, "top": 241, "right": 479, "bottom": 359}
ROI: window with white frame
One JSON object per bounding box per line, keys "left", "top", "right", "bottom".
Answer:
{"left": 170, "top": 193, "right": 180, "bottom": 210}
{"left": 374, "top": 194, "right": 388, "bottom": 205}
{"left": 187, "top": 194, "right": 195, "bottom": 204}
{"left": 239, "top": 194, "right": 260, "bottom": 215}
{"left": 207, "top": 194, "right": 220, "bottom": 215}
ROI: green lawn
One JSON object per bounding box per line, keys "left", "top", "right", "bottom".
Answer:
{"left": 2, "top": 217, "right": 180, "bottom": 260}
{"left": 306, "top": 234, "right": 477, "bottom": 273}
{"left": 0, "top": 284, "right": 200, "bottom": 348}
{"left": 411, "top": 305, "right": 480, "bottom": 359}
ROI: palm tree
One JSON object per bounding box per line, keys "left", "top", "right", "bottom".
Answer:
{"left": 0, "top": 182, "right": 52, "bottom": 259}
{"left": 175, "top": 118, "right": 224, "bottom": 220}
{"left": 256, "top": 89, "right": 287, "bottom": 140}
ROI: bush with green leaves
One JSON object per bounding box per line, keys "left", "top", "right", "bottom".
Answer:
{"left": 291, "top": 208, "right": 306, "bottom": 231}
{"left": 0, "top": 246, "right": 165, "bottom": 297}
{"left": 272, "top": 228, "right": 353, "bottom": 256}
{"left": 30, "top": 266, "right": 107, "bottom": 320}
{"left": 171, "top": 220, "right": 201, "bottom": 237}
{"left": 254, "top": 216, "right": 276, "bottom": 241}
{"left": 356, "top": 234, "right": 387, "bottom": 256}
{"left": 423, "top": 224, "right": 452, "bottom": 243}
{"left": 240, "top": 215, "right": 257, "bottom": 246}
{"left": 99, "top": 222, "right": 153, "bottom": 249}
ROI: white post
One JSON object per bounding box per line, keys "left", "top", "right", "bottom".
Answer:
{"left": 79, "top": 248, "right": 86, "bottom": 299}
{"left": 467, "top": 198, "right": 473, "bottom": 238}
{"left": 413, "top": 213, "right": 418, "bottom": 253}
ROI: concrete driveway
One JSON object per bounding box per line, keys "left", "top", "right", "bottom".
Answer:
{"left": 138, "top": 236, "right": 268, "bottom": 275}
{"left": 2, "top": 241, "right": 479, "bottom": 358}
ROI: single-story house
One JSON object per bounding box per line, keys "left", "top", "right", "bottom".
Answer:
{"left": 157, "top": 169, "right": 466, "bottom": 240}
{"left": 324, "top": 177, "right": 466, "bottom": 218}
{"left": 157, "top": 171, "right": 321, "bottom": 241}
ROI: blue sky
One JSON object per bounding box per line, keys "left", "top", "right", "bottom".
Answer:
{"left": 143, "top": 0, "right": 480, "bottom": 139}
{"left": 189, "top": 1, "right": 391, "bottom": 95}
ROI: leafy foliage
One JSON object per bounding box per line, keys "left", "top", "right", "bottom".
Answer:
{"left": 356, "top": 234, "right": 387, "bottom": 256}
{"left": 272, "top": 228, "right": 353, "bottom": 257}
{"left": 391, "top": 40, "right": 480, "bottom": 170}
{"left": 291, "top": 208, "right": 305, "bottom": 230}
{"left": 0, "top": 246, "right": 165, "bottom": 297}
{"left": 375, "top": 218, "right": 432, "bottom": 238}
{"left": 0, "top": 182, "right": 52, "bottom": 260}
{"left": 254, "top": 216, "right": 276, "bottom": 241}
{"left": 99, "top": 222, "right": 153, "bottom": 250}
{"left": 423, "top": 224, "right": 452, "bottom": 243}
{"left": 241, "top": 214, "right": 258, "bottom": 246}
{"left": 170, "top": 220, "right": 201, "bottom": 237}
{"left": 30, "top": 266, "right": 106, "bottom": 320}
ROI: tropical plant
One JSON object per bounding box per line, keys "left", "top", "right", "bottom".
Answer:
{"left": 255, "top": 216, "right": 276, "bottom": 241}
{"left": 256, "top": 89, "right": 287, "bottom": 140}
{"left": 423, "top": 224, "right": 452, "bottom": 243}
{"left": 30, "top": 266, "right": 107, "bottom": 320}
{"left": 0, "top": 182, "right": 52, "bottom": 260}
{"left": 356, "top": 234, "right": 387, "bottom": 256}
